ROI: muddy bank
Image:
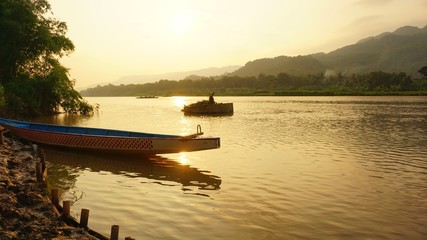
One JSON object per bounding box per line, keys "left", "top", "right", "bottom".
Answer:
{"left": 0, "top": 134, "right": 98, "bottom": 240}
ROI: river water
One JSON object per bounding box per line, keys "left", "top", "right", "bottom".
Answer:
{"left": 41, "top": 96, "right": 427, "bottom": 239}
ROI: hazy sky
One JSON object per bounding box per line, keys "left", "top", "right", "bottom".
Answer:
{"left": 49, "top": 0, "right": 427, "bottom": 89}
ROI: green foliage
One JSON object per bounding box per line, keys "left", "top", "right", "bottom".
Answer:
{"left": 419, "top": 66, "right": 427, "bottom": 78}
{"left": 0, "top": 0, "right": 94, "bottom": 117}
{"left": 80, "top": 71, "right": 427, "bottom": 97}
{"left": 4, "top": 59, "right": 96, "bottom": 116}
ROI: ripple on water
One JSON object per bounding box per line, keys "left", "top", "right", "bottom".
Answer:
{"left": 43, "top": 96, "right": 427, "bottom": 239}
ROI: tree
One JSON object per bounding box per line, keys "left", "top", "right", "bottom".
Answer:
{"left": 419, "top": 66, "right": 427, "bottom": 78}
{"left": 0, "top": 0, "right": 95, "bottom": 116}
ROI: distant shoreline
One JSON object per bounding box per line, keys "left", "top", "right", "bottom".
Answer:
{"left": 82, "top": 90, "right": 427, "bottom": 97}
{"left": 266, "top": 90, "right": 427, "bottom": 96}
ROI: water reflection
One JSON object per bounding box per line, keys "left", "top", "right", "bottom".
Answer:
{"left": 35, "top": 114, "right": 91, "bottom": 126}
{"left": 43, "top": 147, "right": 222, "bottom": 194}
{"left": 37, "top": 97, "right": 427, "bottom": 239}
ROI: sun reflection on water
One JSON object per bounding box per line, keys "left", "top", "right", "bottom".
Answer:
{"left": 177, "top": 152, "right": 189, "bottom": 165}
{"left": 172, "top": 96, "right": 187, "bottom": 108}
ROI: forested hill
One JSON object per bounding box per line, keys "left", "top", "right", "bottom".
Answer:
{"left": 231, "top": 55, "right": 327, "bottom": 77}
{"left": 231, "top": 25, "right": 427, "bottom": 78}
{"left": 311, "top": 25, "right": 427, "bottom": 76}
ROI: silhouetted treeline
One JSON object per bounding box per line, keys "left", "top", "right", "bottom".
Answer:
{"left": 80, "top": 71, "right": 427, "bottom": 97}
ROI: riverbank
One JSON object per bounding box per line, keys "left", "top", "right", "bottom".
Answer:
{"left": 0, "top": 134, "right": 98, "bottom": 240}
{"left": 80, "top": 89, "right": 427, "bottom": 97}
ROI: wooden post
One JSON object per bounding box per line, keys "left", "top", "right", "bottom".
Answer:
{"left": 80, "top": 208, "right": 90, "bottom": 228}
{"left": 36, "top": 162, "right": 43, "bottom": 182}
{"left": 32, "top": 144, "right": 38, "bottom": 157}
{"left": 110, "top": 225, "right": 119, "bottom": 240}
{"left": 37, "top": 146, "right": 42, "bottom": 158}
{"left": 63, "top": 200, "right": 71, "bottom": 219}
{"left": 39, "top": 149, "right": 46, "bottom": 172}
{"left": 42, "top": 163, "right": 47, "bottom": 180}
{"left": 51, "top": 189, "right": 59, "bottom": 208}
{"left": 0, "top": 126, "right": 4, "bottom": 145}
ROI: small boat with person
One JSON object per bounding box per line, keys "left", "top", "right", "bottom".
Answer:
{"left": 182, "top": 92, "right": 233, "bottom": 115}
{"left": 0, "top": 118, "right": 220, "bottom": 155}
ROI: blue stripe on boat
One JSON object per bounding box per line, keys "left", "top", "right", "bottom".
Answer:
{"left": 0, "top": 118, "right": 177, "bottom": 138}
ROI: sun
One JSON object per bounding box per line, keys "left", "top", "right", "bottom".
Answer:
{"left": 170, "top": 13, "right": 193, "bottom": 34}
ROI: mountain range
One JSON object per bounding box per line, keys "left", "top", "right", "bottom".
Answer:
{"left": 232, "top": 25, "right": 427, "bottom": 78}
{"left": 93, "top": 25, "right": 427, "bottom": 89}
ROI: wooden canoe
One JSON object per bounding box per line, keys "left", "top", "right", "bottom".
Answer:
{"left": 0, "top": 118, "right": 220, "bottom": 155}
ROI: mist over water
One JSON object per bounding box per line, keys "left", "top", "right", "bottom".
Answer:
{"left": 44, "top": 96, "right": 427, "bottom": 239}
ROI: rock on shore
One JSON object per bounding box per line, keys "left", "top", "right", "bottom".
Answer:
{"left": 0, "top": 134, "right": 98, "bottom": 240}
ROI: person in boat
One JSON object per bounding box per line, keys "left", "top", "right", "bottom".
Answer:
{"left": 209, "top": 92, "right": 215, "bottom": 104}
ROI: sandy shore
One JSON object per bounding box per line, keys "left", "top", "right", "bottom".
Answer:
{"left": 0, "top": 134, "right": 98, "bottom": 240}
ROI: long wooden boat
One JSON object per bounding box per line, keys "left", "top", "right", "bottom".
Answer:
{"left": 0, "top": 118, "right": 220, "bottom": 155}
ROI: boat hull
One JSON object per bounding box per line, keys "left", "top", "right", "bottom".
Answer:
{"left": 0, "top": 119, "right": 220, "bottom": 155}
{"left": 182, "top": 102, "right": 233, "bottom": 115}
